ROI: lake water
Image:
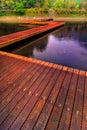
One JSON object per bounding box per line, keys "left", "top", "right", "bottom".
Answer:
{"left": 1, "top": 22, "right": 87, "bottom": 71}
{"left": 0, "top": 22, "right": 38, "bottom": 36}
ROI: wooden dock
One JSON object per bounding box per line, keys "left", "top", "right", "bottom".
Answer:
{"left": 19, "top": 18, "right": 53, "bottom": 23}
{"left": 19, "top": 18, "right": 53, "bottom": 26}
{"left": 0, "top": 51, "right": 87, "bottom": 130}
{"left": 0, "top": 22, "right": 64, "bottom": 49}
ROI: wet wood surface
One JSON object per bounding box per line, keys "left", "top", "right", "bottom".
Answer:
{"left": 0, "top": 51, "right": 87, "bottom": 130}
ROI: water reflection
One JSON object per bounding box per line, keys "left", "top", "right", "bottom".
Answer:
{"left": 35, "top": 38, "right": 48, "bottom": 52}
{"left": 0, "top": 23, "right": 38, "bottom": 36}
{"left": 53, "top": 23, "right": 87, "bottom": 43}
{"left": 13, "top": 22, "right": 87, "bottom": 71}
{"left": 14, "top": 37, "right": 48, "bottom": 57}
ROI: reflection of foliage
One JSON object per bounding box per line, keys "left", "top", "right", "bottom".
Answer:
{"left": 35, "top": 38, "right": 48, "bottom": 52}
{"left": 54, "top": 22, "right": 87, "bottom": 43}
{"left": 0, "top": 22, "right": 28, "bottom": 36}
{"left": 14, "top": 45, "right": 34, "bottom": 57}
{"left": 13, "top": 37, "right": 48, "bottom": 57}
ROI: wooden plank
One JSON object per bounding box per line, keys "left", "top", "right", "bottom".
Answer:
{"left": 58, "top": 69, "right": 79, "bottom": 130}
{"left": 0, "top": 54, "right": 33, "bottom": 79}
{"left": 0, "top": 51, "right": 58, "bottom": 69}
{"left": 0, "top": 62, "right": 52, "bottom": 129}
{"left": 7, "top": 64, "right": 55, "bottom": 130}
{"left": 0, "top": 59, "right": 26, "bottom": 84}
{"left": 33, "top": 67, "right": 72, "bottom": 130}
{"left": 0, "top": 54, "right": 34, "bottom": 94}
{"left": 19, "top": 18, "right": 53, "bottom": 23}
{"left": 82, "top": 72, "right": 87, "bottom": 130}
{"left": 0, "top": 61, "right": 36, "bottom": 103}
{"left": 0, "top": 61, "right": 30, "bottom": 91}
{"left": 0, "top": 52, "right": 86, "bottom": 130}
{"left": 0, "top": 56, "right": 17, "bottom": 73}
{"left": 43, "top": 68, "right": 73, "bottom": 130}
{"left": 0, "top": 61, "right": 46, "bottom": 125}
{"left": 70, "top": 70, "right": 85, "bottom": 130}
{"left": 0, "top": 61, "right": 29, "bottom": 93}
{"left": 0, "top": 58, "right": 22, "bottom": 77}
{"left": 21, "top": 65, "right": 62, "bottom": 130}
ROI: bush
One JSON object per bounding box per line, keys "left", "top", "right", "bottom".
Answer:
{"left": 25, "top": 8, "right": 48, "bottom": 17}
{"left": 14, "top": 2, "right": 25, "bottom": 15}
{"left": 0, "top": 10, "right": 5, "bottom": 16}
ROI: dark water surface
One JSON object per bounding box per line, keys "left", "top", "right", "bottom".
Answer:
{"left": 0, "top": 22, "right": 38, "bottom": 36}
{"left": 12, "top": 22, "right": 87, "bottom": 71}
{"left": 1, "top": 22, "right": 87, "bottom": 71}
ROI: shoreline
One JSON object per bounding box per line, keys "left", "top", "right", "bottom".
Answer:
{"left": 55, "top": 17, "right": 87, "bottom": 22}
{"left": 0, "top": 16, "right": 87, "bottom": 23}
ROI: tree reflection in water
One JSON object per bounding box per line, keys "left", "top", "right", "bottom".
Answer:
{"left": 52, "top": 22, "right": 87, "bottom": 49}
{"left": 34, "top": 37, "right": 48, "bottom": 52}
{"left": 13, "top": 37, "right": 48, "bottom": 57}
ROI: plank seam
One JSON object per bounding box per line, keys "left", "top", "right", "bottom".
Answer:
{"left": 57, "top": 69, "right": 73, "bottom": 129}
{"left": 68, "top": 70, "right": 81, "bottom": 130}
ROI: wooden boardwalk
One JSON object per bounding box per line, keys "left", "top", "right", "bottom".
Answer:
{"left": 0, "top": 22, "right": 64, "bottom": 48}
{"left": 0, "top": 51, "right": 87, "bottom": 130}
{"left": 19, "top": 18, "right": 53, "bottom": 26}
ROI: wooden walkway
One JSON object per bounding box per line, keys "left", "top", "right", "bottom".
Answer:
{"left": 0, "top": 22, "right": 64, "bottom": 48}
{"left": 19, "top": 18, "right": 53, "bottom": 23}
{"left": 0, "top": 51, "right": 87, "bottom": 130}
{"left": 19, "top": 18, "right": 53, "bottom": 26}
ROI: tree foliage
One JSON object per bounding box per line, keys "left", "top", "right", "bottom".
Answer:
{"left": 0, "top": 0, "right": 87, "bottom": 15}
{"left": 14, "top": 2, "right": 25, "bottom": 15}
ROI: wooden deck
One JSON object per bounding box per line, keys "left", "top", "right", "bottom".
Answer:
{"left": 19, "top": 18, "right": 53, "bottom": 23}
{"left": 0, "top": 51, "right": 87, "bottom": 130}
{"left": 19, "top": 18, "right": 53, "bottom": 26}
{"left": 0, "top": 22, "right": 64, "bottom": 49}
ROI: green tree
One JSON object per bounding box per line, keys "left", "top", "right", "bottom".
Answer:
{"left": 22, "top": 0, "right": 44, "bottom": 8}
{"left": 14, "top": 2, "right": 25, "bottom": 15}
{"left": 5, "top": 0, "right": 15, "bottom": 9}
{"left": 54, "top": 0, "right": 64, "bottom": 8}
{"left": 43, "top": 0, "right": 49, "bottom": 11}
{"left": 22, "top": 0, "right": 36, "bottom": 8}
